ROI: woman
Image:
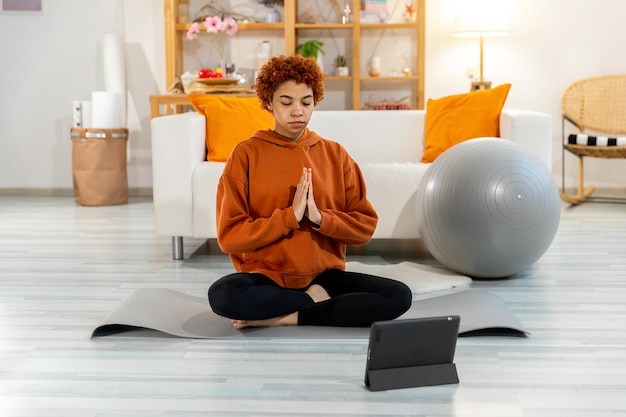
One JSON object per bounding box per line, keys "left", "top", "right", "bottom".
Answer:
{"left": 208, "top": 54, "right": 412, "bottom": 329}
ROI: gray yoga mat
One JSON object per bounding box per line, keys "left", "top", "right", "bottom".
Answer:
{"left": 92, "top": 289, "right": 528, "bottom": 339}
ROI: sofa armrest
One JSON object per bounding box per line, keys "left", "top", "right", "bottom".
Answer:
{"left": 500, "top": 108, "right": 553, "bottom": 170}
{"left": 151, "top": 112, "right": 206, "bottom": 236}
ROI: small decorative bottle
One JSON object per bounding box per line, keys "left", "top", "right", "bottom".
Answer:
{"left": 342, "top": 3, "right": 352, "bottom": 24}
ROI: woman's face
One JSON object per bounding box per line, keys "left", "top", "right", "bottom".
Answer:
{"left": 268, "top": 80, "right": 314, "bottom": 141}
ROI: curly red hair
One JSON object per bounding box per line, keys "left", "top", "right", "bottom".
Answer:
{"left": 255, "top": 54, "right": 325, "bottom": 110}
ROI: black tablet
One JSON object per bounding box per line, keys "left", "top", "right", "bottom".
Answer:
{"left": 364, "top": 315, "right": 461, "bottom": 391}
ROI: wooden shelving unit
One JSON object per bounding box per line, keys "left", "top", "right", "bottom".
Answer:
{"left": 162, "top": 0, "right": 425, "bottom": 110}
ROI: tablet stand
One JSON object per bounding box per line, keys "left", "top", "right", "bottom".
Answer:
{"left": 365, "top": 362, "right": 459, "bottom": 391}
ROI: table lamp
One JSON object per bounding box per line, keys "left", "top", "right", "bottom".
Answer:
{"left": 453, "top": 0, "right": 510, "bottom": 91}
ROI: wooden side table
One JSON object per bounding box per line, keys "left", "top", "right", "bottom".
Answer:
{"left": 150, "top": 94, "right": 193, "bottom": 118}
{"left": 150, "top": 92, "right": 257, "bottom": 118}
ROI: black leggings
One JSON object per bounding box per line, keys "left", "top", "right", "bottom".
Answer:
{"left": 208, "top": 269, "right": 412, "bottom": 327}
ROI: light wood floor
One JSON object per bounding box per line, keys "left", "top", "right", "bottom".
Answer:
{"left": 1, "top": 196, "right": 625, "bottom": 416}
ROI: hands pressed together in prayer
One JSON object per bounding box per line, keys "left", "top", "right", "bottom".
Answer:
{"left": 293, "top": 167, "right": 322, "bottom": 227}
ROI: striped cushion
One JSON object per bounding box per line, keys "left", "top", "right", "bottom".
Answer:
{"left": 568, "top": 133, "right": 626, "bottom": 146}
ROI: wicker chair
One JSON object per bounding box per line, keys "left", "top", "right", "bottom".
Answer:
{"left": 561, "top": 74, "right": 626, "bottom": 204}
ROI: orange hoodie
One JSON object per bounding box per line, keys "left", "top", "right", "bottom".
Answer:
{"left": 216, "top": 128, "right": 378, "bottom": 289}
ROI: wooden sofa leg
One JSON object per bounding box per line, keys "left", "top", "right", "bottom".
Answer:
{"left": 172, "top": 236, "right": 184, "bottom": 260}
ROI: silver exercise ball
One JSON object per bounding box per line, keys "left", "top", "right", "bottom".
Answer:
{"left": 416, "top": 138, "right": 561, "bottom": 278}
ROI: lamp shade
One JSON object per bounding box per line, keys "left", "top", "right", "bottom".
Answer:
{"left": 454, "top": 0, "right": 511, "bottom": 38}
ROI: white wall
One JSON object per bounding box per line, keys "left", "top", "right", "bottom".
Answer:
{"left": 1, "top": 0, "right": 625, "bottom": 192}
{"left": 0, "top": 0, "right": 164, "bottom": 192}
{"left": 426, "top": 0, "right": 626, "bottom": 190}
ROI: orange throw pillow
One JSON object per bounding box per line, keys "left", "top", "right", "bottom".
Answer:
{"left": 188, "top": 94, "right": 274, "bottom": 162}
{"left": 421, "top": 84, "right": 511, "bottom": 163}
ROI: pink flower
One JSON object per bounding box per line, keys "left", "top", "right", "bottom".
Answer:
{"left": 187, "top": 15, "right": 239, "bottom": 60}
{"left": 186, "top": 22, "right": 201, "bottom": 40}
{"left": 204, "top": 16, "right": 221, "bottom": 34}
{"left": 223, "top": 17, "right": 238, "bottom": 36}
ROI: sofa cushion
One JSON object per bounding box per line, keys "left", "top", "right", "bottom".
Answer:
{"left": 360, "top": 162, "right": 429, "bottom": 239}
{"left": 308, "top": 110, "right": 425, "bottom": 164}
{"left": 421, "top": 84, "right": 511, "bottom": 163}
{"left": 188, "top": 94, "right": 274, "bottom": 162}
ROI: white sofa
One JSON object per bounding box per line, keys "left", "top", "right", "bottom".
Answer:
{"left": 151, "top": 109, "right": 553, "bottom": 259}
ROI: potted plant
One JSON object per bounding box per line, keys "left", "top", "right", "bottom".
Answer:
{"left": 334, "top": 54, "right": 349, "bottom": 77}
{"left": 296, "top": 40, "right": 325, "bottom": 60}
{"left": 297, "top": 40, "right": 325, "bottom": 72}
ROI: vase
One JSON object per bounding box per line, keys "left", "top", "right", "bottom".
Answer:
{"left": 219, "top": 58, "right": 226, "bottom": 76}
{"left": 266, "top": 7, "right": 281, "bottom": 23}
{"left": 368, "top": 56, "right": 381, "bottom": 77}
{"left": 335, "top": 66, "right": 349, "bottom": 77}
{"left": 257, "top": 40, "right": 272, "bottom": 70}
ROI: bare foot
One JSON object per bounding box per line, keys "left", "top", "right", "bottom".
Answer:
{"left": 231, "top": 312, "right": 297, "bottom": 330}
{"left": 306, "top": 284, "right": 330, "bottom": 303}
{"left": 230, "top": 285, "right": 329, "bottom": 330}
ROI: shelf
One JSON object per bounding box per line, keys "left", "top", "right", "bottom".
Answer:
{"left": 360, "top": 23, "right": 418, "bottom": 29}
{"left": 295, "top": 23, "right": 354, "bottom": 30}
{"left": 362, "top": 76, "right": 419, "bottom": 82}
{"left": 324, "top": 76, "right": 353, "bottom": 81}
{"left": 175, "top": 22, "right": 285, "bottom": 31}
{"left": 163, "top": 0, "right": 425, "bottom": 110}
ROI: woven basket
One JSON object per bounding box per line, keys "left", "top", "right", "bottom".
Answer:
{"left": 70, "top": 128, "right": 128, "bottom": 206}
{"left": 364, "top": 101, "right": 412, "bottom": 110}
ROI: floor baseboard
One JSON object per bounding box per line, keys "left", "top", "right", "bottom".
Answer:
{"left": 0, "top": 187, "right": 153, "bottom": 197}
{"left": 4, "top": 187, "right": 625, "bottom": 198}
{"left": 560, "top": 187, "right": 626, "bottom": 198}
